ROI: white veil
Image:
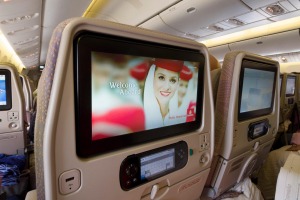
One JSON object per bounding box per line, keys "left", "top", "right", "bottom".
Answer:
{"left": 143, "top": 65, "right": 179, "bottom": 130}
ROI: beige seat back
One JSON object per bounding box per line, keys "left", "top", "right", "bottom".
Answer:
{"left": 296, "top": 74, "right": 300, "bottom": 116}
{"left": 0, "top": 63, "right": 26, "bottom": 155}
{"left": 209, "top": 54, "right": 221, "bottom": 106}
{"left": 280, "top": 73, "right": 297, "bottom": 124}
{"left": 34, "top": 18, "right": 214, "bottom": 200}
{"left": 19, "top": 75, "right": 32, "bottom": 112}
{"left": 202, "top": 51, "right": 279, "bottom": 198}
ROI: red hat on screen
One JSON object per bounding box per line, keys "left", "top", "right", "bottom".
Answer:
{"left": 130, "top": 62, "right": 150, "bottom": 80}
{"left": 154, "top": 59, "right": 183, "bottom": 73}
{"left": 180, "top": 65, "right": 193, "bottom": 81}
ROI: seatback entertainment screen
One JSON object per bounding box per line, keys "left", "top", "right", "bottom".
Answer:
{"left": 0, "top": 75, "right": 7, "bottom": 106}
{"left": 74, "top": 32, "right": 205, "bottom": 157}
{"left": 0, "top": 69, "right": 12, "bottom": 111}
{"left": 238, "top": 59, "right": 277, "bottom": 121}
{"left": 91, "top": 53, "right": 200, "bottom": 140}
{"left": 285, "top": 75, "right": 296, "bottom": 97}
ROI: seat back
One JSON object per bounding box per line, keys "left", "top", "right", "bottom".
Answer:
{"left": 35, "top": 18, "right": 214, "bottom": 200}
{"left": 0, "top": 63, "right": 26, "bottom": 155}
{"left": 278, "top": 74, "right": 283, "bottom": 124}
{"left": 19, "top": 75, "right": 32, "bottom": 112}
{"left": 25, "top": 76, "right": 35, "bottom": 112}
{"left": 202, "top": 51, "right": 279, "bottom": 198}
{"left": 296, "top": 74, "right": 300, "bottom": 116}
{"left": 20, "top": 75, "right": 32, "bottom": 127}
{"left": 280, "top": 73, "right": 297, "bottom": 124}
{"left": 209, "top": 54, "right": 221, "bottom": 106}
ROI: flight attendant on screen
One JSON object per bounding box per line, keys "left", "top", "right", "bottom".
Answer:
{"left": 143, "top": 58, "right": 183, "bottom": 130}
{"left": 177, "top": 65, "right": 193, "bottom": 123}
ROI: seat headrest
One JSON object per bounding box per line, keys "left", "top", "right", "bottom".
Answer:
{"left": 209, "top": 54, "right": 221, "bottom": 71}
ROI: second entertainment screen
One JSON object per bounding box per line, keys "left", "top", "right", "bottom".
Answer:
{"left": 0, "top": 75, "right": 7, "bottom": 106}
{"left": 240, "top": 68, "right": 275, "bottom": 113}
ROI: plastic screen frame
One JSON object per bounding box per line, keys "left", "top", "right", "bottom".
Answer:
{"left": 73, "top": 31, "right": 205, "bottom": 157}
{"left": 0, "top": 69, "right": 12, "bottom": 111}
{"left": 238, "top": 59, "right": 277, "bottom": 122}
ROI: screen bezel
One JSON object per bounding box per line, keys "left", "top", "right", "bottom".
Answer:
{"left": 238, "top": 59, "right": 277, "bottom": 122}
{"left": 279, "top": 74, "right": 283, "bottom": 96}
{"left": 0, "top": 69, "right": 12, "bottom": 111}
{"left": 74, "top": 31, "right": 205, "bottom": 157}
{"left": 248, "top": 119, "right": 269, "bottom": 140}
{"left": 285, "top": 75, "right": 296, "bottom": 97}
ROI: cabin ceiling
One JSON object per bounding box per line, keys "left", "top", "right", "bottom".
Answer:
{"left": 0, "top": 0, "right": 300, "bottom": 71}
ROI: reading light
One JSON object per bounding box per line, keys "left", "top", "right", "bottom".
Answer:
{"left": 184, "top": 33, "right": 200, "bottom": 39}
{"left": 265, "top": 5, "right": 285, "bottom": 15}
{"left": 280, "top": 56, "right": 287, "bottom": 62}
{"left": 20, "top": 51, "right": 39, "bottom": 58}
{"left": 201, "top": 16, "right": 300, "bottom": 47}
{"left": 13, "top": 36, "right": 39, "bottom": 46}
{"left": 0, "top": 13, "right": 39, "bottom": 24}
{"left": 7, "top": 25, "right": 39, "bottom": 35}
{"left": 206, "top": 25, "right": 224, "bottom": 32}
{"left": 187, "top": 7, "right": 196, "bottom": 14}
{"left": 226, "top": 18, "right": 244, "bottom": 26}
{"left": 25, "top": 57, "right": 39, "bottom": 62}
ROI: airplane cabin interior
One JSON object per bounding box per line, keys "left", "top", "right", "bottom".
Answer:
{"left": 0, "top": 0, "right": 300, "bottom": 200}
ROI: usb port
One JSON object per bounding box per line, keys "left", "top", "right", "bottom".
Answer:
{"left": 66, "top": 177, "right": 74, "bottom": 182}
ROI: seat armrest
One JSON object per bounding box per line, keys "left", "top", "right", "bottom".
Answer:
{"left": 25, "top": 190, "right": 37, "bottom": 200}
{"left": 0, "top": 191, "right": 6, "bottom": 200}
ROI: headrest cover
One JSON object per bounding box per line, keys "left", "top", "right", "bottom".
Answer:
{"left": 209, "top": 54, "right": 221, "bottom": 71}
{"left": 180, "top": 65, "right": 193, "bottom": 81}
{"left": 154, "top": 59, "right": 183, "bottom": 72}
